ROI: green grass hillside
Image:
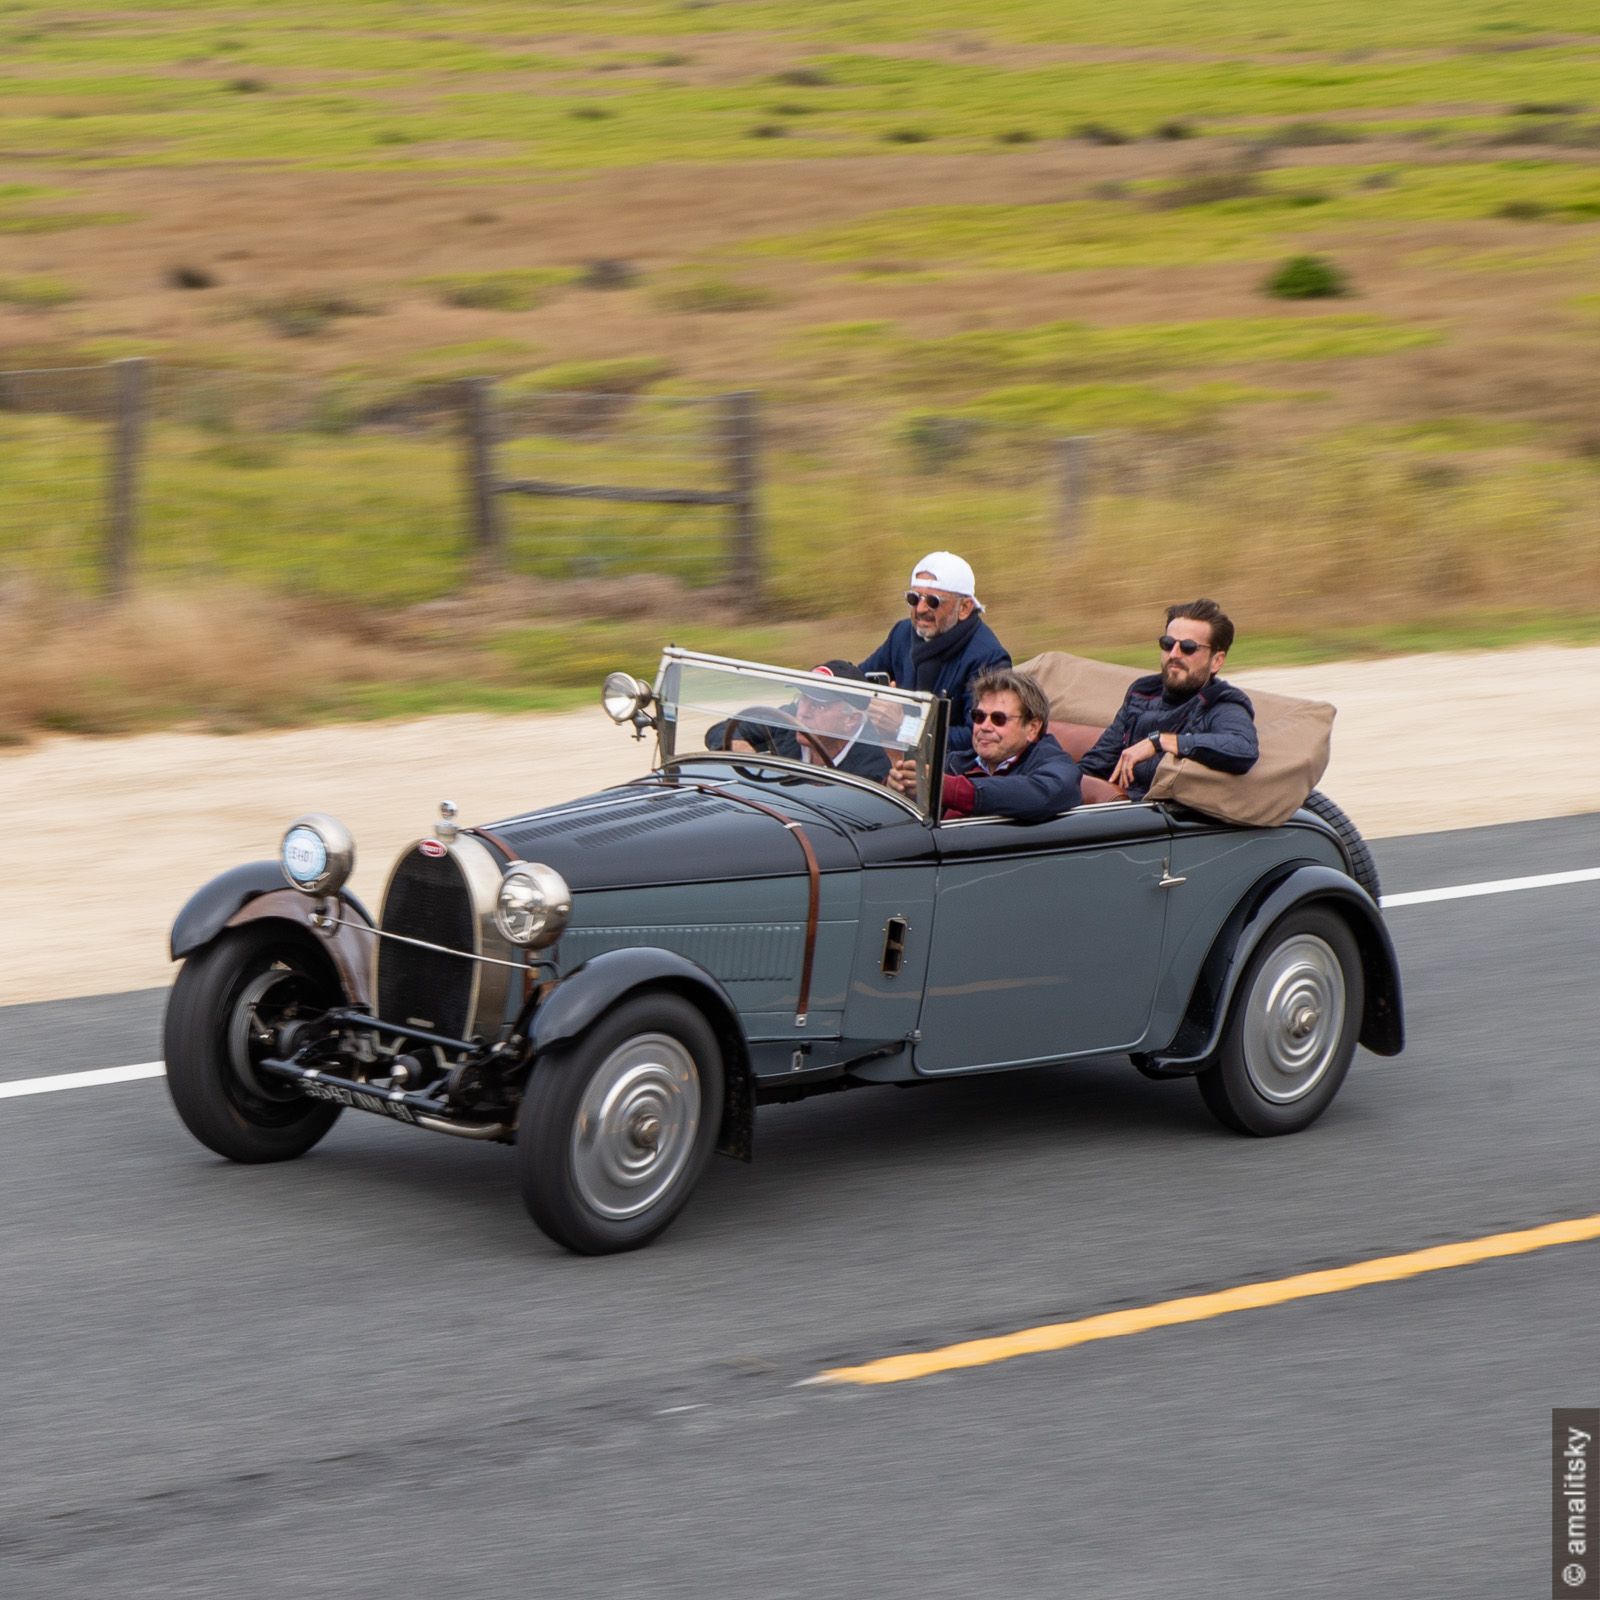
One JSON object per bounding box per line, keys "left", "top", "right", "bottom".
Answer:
{"left": 0, "top": 1, "right": 1598, "bottom": 733}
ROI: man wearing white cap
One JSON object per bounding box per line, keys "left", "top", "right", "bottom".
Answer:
{"left": 857, "top": 551, "right": 1011, "bottom": 754}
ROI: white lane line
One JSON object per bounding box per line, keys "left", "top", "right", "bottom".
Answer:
{"left": 0, "top": 1061, "right": 165, "bottom": 1099}
{"left": 1380, "top": 866, "right": 1600, "bottom": 909}
{"left": 2, "top": 863, "right": 1599, "bottom": 1101}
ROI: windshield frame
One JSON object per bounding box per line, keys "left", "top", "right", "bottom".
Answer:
{"left": 650, "top": 647, "right": 946, "bottom": 820}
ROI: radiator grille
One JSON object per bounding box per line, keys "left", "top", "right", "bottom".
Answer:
{"left": 378, "top": 849, "right": 477, "bottom": 1039}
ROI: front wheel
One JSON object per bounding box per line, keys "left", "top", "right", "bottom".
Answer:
{"left": 517, "top": 992, "right": 725, "bottom": 1254}
{"left": 164, "top": 925, "right": 344, "bottom": 1162}
{"left": 1196, "top": 906, "right": 1363, "bottom": 1137}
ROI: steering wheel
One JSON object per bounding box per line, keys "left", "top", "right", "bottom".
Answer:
{"left": 715, "top": 705, "right": 793, "bottom": 757}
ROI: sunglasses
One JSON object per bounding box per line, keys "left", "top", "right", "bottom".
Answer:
{"left": 905, "top": 590, "right": 947, "bottom": 611}
{"left": 1158, "top": 635, "right": 1212, "bottom": 657}
{"left": 970, "top": 709, "right": 1017, "bottom": 727}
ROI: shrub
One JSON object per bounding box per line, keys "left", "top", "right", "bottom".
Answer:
{"left": 1089, "top": 180, "right": 1130, "bottom": 200}
{"left": 1075, "top": 122, "right": 1128, "bottom": 145}
{"left": 577, "top": 258, "right": 638, "bottom": 290}
{"left": 1259, "top": 119, "right": 1362, "bottom": 147}
{"left": 653, "top": 275, "right": 777, "bottom": 313}
{"left": 427, "top": 270, "right": 567, "bottom": 311}
{"left": 1358, "top": 171, "right": 1398, "bottom": 190}
{"left": 1155, "top": 119, "right": 1197, "bottom": 140}
{"left": 996, "top": 129, "right": 1036, "bottom": 144}
{"left": 900, "top": 414, "right": 983, "bottom": 473}
{"left": 1262, "top": 255, "right": 1349, "bottom": 299}
{"left": 1495, "top": 199, "right": 1550, "bottom": 219}
{"left": 253, "top": 293, "right": 374, "bottom": 337}
{"left": 225, "top": 76, "right": 267, "bottom": 93}
{"left": 771, "top": 67, "right": 832, "bottom": 87}
{"left": 1148, "top": 162, "right": 1263, "bottom": 209}
{"left": 1512, "top": 100, "right": 1585, "bottom": 115}
{"left": 374, "top": 130, "right": 413, "bottom": 145}
{"left": 884, "top": 128, "right": 932, "bottom": 144}
{"left": 568, "top": 105, "right": 613, "bottom": 120}
{"left": 652, "top": 52, "right": 692, "bottom": 67}
{"left": 1488, "top": 118, "right": 1574, "bottom": 146}
{"left": 165, "top": 264, "right": 217, "bottom": 290}
{"left": 747, "top": 123, "right": 788, "bottom": 138}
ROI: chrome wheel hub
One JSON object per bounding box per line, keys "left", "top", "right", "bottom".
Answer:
{"left": 572, "top": 1033, "right": 701, "bottom": 1220}
{"left": 1240, "top": 934, "right": 1346, "bottom": 1104}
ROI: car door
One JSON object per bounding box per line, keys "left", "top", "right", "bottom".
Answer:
{"left": 913, "top": 803, "right": 1174, "bottom": 1074}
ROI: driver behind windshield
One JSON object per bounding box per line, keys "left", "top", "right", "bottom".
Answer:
{"left": 889, "top": 667, "right": 1080, "bottom": 822}
{"left": 715, "top": 660, "right": 892, "bottom": 782}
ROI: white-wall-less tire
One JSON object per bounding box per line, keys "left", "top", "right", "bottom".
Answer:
{"left": 1197, "top": 906, "right": 1364, "bottom": 1137}
{"left": 164, "top": 925, "right": 343, "bottom": 1163}
{"left": 518, "top": 993, "right": 725, "bottom": 1255}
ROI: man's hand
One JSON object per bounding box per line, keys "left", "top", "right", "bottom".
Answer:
{"left": 886, "top": 756, "right": 919, "bottom": 796}
{"left": 867, "top": 695, "right": 903, "bottom": 741}
{"left": 1110, "top": 736, "right": 1161, "bottom": 790}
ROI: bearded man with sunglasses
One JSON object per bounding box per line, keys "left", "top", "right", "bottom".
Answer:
{"left": 888, "top": 667, "right": 1080, "bottom": 822}
{"left": 1078, "top": 598, "right": 1259, "bottom": 802}
{"left": 857, "top": 551, "right": 1010, "bottom": 755}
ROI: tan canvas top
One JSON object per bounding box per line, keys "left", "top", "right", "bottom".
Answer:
{"left": 1017, "top": 651, "right": 1335, "bottom": 829}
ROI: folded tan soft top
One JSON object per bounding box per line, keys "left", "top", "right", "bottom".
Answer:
{"left": 1017, "top": 651, "right": 1335, "bottom": 829}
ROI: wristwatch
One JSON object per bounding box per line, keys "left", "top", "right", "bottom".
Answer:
{"left": 1150, "top": 732, "right": 1166, "bottom": 755}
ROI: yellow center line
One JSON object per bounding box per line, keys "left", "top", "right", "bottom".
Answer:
{"left": 807, "top": 1211, "right": 1600, "bottom": 1387}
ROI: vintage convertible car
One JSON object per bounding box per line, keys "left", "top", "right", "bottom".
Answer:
{"left": 164, "top": 647, "right": 1403, "bottom": 1254}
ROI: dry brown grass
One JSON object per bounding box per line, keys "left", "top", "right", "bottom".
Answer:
{"left": 0, "top": 583, "right": 442, "bottom": 741}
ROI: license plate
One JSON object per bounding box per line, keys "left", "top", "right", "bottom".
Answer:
{"left": 302, "top": 1080, "right": 418, "bottom": 1124}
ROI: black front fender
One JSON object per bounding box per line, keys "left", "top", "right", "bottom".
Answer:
{"left": 527, "top": 947, "right": 755, "bottom": 1161}
{"left": 170, "top": 863, "right": 376, "bottom": 1010}
{"left": 1148, "top": 863, "right": 1404, "bottom": 1075}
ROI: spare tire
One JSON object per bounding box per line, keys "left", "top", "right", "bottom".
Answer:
{"left": 1302, "top": 790, "right": 1380, "bottom": 901}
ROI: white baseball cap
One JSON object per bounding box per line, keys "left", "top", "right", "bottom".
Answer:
{"left": 909, "top": 550, "right": 983, "bottom": 612}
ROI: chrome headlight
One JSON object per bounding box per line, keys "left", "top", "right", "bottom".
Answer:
{"left": 601, "top": 671, "right": 654, "bottom": 726}
{"left": 280, "top": 813, "right": 355, "bottom": 897}
{"left": 495, "top": 860, "right": 572, "bottom": 948}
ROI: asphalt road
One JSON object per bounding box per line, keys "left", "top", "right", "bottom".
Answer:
{"left": 3, "top": 814, "right": 1598, "bottom": 1598}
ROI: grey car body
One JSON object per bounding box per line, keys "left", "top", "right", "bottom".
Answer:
{"left": 165, "top": 647, "right": 1403, "bottom": 1254}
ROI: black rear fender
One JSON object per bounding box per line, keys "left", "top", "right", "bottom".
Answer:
{"left": 1149, "top": 863, "right": 1403, "bottom": 1074}
{"left": 170, "top": 862, "right": 374, "bottom": 1007}
{"left": 527, "top": 947, "right": 755, "bottom": 1162}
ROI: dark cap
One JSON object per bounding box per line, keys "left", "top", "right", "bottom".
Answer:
{"left": 801, "top": 660, "right": 871, "bottom": 706}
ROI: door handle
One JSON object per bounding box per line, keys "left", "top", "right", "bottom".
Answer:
{"left": 1158, "top": 860, "right": 1187, "bottom": 889}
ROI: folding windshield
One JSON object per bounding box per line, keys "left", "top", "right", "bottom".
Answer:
{"left": 654, "top": 649, "right": 943, "bottom": 817}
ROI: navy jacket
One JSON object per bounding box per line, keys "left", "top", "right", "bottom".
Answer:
{"left": 1078, "top": 675, "right": 1258, "bottom": 801}
{"left": 945, "top": 732, "right": 1081, "bottom": 823}
{"left": 859, "top": 616, "right": 1010, "bottom": 755}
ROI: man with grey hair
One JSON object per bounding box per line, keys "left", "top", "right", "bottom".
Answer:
{"left": 858, "top": 550, "right": 1010, "bottom": 755}
{"left": 888, "top": 666, "right": 1080, "bottom": 822}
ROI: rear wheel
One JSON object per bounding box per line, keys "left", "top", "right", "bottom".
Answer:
{"left": 1196, "top": 906, "right": 1363, "bottom": 1137}
{"left": 518, "top": 993, "right": 724, "bottom": 1254}
{"left": 164, "top": 925, "right": 343, "bottom": 1162}
{"left": 1303, "top": 790, "right": 1380, "bottom": 901}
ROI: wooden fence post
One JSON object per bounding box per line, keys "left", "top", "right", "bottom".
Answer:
{"left": 104, "top": 358, "right": 147, "bottom": 600}
{"left": 1055, "top": 434, "right": 1092, "bottom": 549}
{"left": 723, "top": 391, "right": 763, "bottom": 601}
{"left": 461, "top": 376, "right": 504, "bottom": 573}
